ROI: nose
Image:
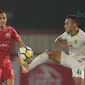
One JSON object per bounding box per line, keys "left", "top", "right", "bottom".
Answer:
{"left": 1, "top": 19, "right": 4, "bottom": 21}
{"left": 0, "top": 19, "right": 5, "bottom": 23}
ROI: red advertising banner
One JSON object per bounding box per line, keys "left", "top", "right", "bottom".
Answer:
{"left": 20, "top": 63, "right": 75, "bottom": 85}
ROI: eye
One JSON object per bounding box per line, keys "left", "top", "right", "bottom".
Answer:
{"left": 3, "top": 17, "right": 6, "bottom": 20}
{"left": 0, "top": 17, "right": 6, "bottom": 20}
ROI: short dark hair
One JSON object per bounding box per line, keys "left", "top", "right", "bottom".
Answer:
{"left": 0, "top": 10, "right": 5, "bottom": 14}
{"left": 66, "top": 14, "right": 80, "bottom": 27}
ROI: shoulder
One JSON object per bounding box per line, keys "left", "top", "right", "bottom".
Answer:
{"left": 6, "top": 26, "right": 16, "bottom": 32}
{"left": 62, "top": 32, "right": 68, "bottom": 36}
{"left": 6, "top": 25, "right": 14, "bottom": 29}
{"left": 79, "top": 29, "right": 85, "bottom": 36}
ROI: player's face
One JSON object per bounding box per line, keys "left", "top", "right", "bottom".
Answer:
{"left": 64, "top": 18, "right": 74, "bottom": 33}
{"left": 0, "top": 13, "right": 7, "bottom": 27}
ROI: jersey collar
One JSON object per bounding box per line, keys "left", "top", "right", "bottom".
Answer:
{"left": 71, "top": 29, "right": 79, "bottom": 37}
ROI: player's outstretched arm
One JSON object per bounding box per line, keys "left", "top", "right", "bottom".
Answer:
{"left": 17, "top": 38, "right": 25, "bottom": 48}
{"left": 55, "top": 36, "right": 69, "bottom": 48}
{"left": 28, "top": 52, "right": 49, "bottom": 72}
{"left": 11, "top": 27, "right": 25, "bottom": 48}
{"left": 11, "top": 27, "right": 29, "bottom": 72}
{"left": 17, "top": 39, "right": 30, "bottom": 73}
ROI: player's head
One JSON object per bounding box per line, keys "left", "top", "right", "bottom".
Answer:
{"left": 64, "top": 14, "right": 79, "bottom": 33}
{"left": 0, "top": 10, "right": 7, "bottom": 28}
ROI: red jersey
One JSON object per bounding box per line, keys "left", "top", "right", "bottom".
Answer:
{"left": 0, "top": 26, "right": 20, "bottom": 63}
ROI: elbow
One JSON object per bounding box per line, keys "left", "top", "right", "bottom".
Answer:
{"left": 55, "top": 39, "right": 57, "bottom": 43}
{"left": 55, "top": 38, "right": 59, "bottom": 43}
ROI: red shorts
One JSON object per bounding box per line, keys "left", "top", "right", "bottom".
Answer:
{"left": 0, "top": 61, "right": 14, "bottom": 81}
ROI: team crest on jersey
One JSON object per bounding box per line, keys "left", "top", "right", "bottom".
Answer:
{"left": 74, "top": 39, "right": 77, "bottom": 44}
{"left": 5, "top": 33, "right": 10, "bottom": 38}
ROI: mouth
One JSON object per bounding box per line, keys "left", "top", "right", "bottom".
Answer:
{"left": 0, "top": 22, "right": 5, "bottom": 25}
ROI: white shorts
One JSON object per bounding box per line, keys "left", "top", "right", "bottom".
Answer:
{"left": 60, "top": 51, "right": 84, "bottom": 79}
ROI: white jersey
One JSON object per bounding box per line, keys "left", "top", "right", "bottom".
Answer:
{"left": 61, "top": 29, "right": 85, "bottom": 62}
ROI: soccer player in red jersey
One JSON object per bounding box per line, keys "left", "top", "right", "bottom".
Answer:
{"left": 0, "top": 10, "right": 25, "bottom": 85}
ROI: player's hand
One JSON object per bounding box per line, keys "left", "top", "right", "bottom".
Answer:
{"left": 60, "top": 44, "right": 69, "bottom": 48}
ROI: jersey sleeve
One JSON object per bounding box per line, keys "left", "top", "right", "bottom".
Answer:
{"left": 11, "top": 28, "right": 21, "bottom": 41}
{"left": 82, "top": 33, "right": 85, "bottom": 43}
{"left": 79, "top": 30, "right": 85, "bottom": 43}
{"left": 60, "top": 32, "right": 68, "bottom": 40}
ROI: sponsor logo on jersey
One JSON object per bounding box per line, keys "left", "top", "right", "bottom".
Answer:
{"left": 74, "top": 40, "right": 77, "bottom": 44}
{"left": 5, "top": 33, "right": 10, "bottom": 38}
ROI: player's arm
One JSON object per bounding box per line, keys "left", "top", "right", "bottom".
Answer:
{"left": 11, "top": 27, "right": 28, "bottom": 71}
{"left": 16, "top": 38, "right": 29, "bottom": 70}
{"left": 55, "top": 36, "right": 63, "bottom": 46}
{"left": 17, "top": 38, "right": 24, "bottom": 48}
{"left": 17, "top": 39, "right": 28, "bottom": 67}
{"left": 11, "top": 27, "right": 24, "bottom": 47}
{"left": 17, "top": 40, "right": 29, "bottom": 72}
{"left": 55, "top": 32, "right": 69, "bottom": 48}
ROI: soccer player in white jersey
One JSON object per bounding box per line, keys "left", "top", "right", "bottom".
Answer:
{"left": 22, "top": 15, "right": 85, "bottom": 85}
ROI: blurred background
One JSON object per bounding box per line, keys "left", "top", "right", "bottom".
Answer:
{"left": 0, "top": 0, "right": 85, "bottom": 85}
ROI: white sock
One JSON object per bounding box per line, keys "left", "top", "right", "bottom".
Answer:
{"left": 28, "top": 52, "right": 49, "bottom": 71}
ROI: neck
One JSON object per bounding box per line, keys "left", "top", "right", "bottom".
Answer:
{"left": 71, "top": 27, "right": 79, "bottom": 36}
{"left": 0, "top": 25, "right": 6, "bottom": 30}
